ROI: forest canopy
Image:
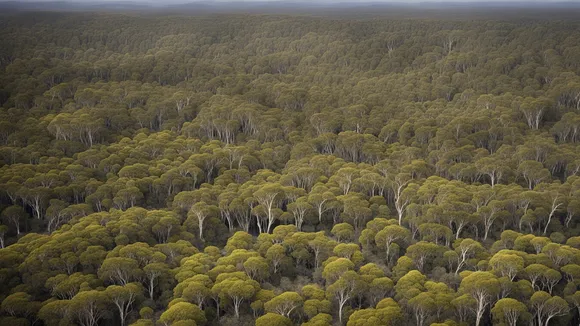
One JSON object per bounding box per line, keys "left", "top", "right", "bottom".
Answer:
{"left": 1, "top": 8, "right": 580, "bottom": 326}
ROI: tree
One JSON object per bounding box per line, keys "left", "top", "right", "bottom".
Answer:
{"left": 339, "top": 193, "right": 372, "bottom": 232}
{"left": 394, "top": 270, "right": 427, "bottom": 306}
{"left": 1, "top": 205, "right": 28, "bottom": 235}
{"left": 286, "top": 197, "right": 312, "bottom": 230}
{"left": 302, "top": 284, "right": 331, "bottom": 320}
{"left": 541, "top": 268, "right": 562, "bottom": 295}
{"left": 187, "top": 201, "right": 218, "bottom": 241}
{"left": 347, "top": 298, "right": 402, "bottom": 326}
{"left": 368, "top": 277, "right": 394, "bottom": 306}
{"left": 389, "top": 173, "right": 417, "bottom": 225}
{"left": 243, "top": 256, "right": 269, "bottom": 282}
{"left": 303, "top": 313, "right": 333, "bottom": 326}
{"left": 458, "top": 272, "right": 500, "bottom": 326}
{"left": 326, "top": 270, "right": 363, "bottom": 324}
{"left": 537, "top": 184, "right": 564, "bottom": 235}
{"left": 489, "top": 250, "right": 525, "bottom": 281}
{"left": 152, "top": 214, "right": 181, "bottom": 244}
{"left": 449, "top": 238, "right": 485, "bottom": 274}
{"left": 322, "top": 258, "right": 355, "bottom": 283}
{"left": 1, "top": 292, "right": 40, "bottom": 320}
{"left": 38, "top": 299, "right": 72, "bottom": 326}
{"left": 405, "top": 241, "right": 442, "bottom": 272}
{"left": 442, "top": 284, "right": 468, "bottom": 323}
{"left": 251, "top": 288, "right": 275, "bottom": 316}
{"left": 158, "top": 302, "right": 206, "bottom": 326}
{"left": 68, "top": 290, "right": 108, "bottom": 326}
{"left": 181, "top": 275, "right": 212, "bottom": 309}
{"left": 476, "top": 157, "right": 507, "bottom": 187}
{"left": 477, "top": 200, "right": 505, "bottom": 241}
{"left": 98, "top": 257, "right": 141, "bottom": 285}
{"left": 561, "top": 264, "right": 580, "bottom": 282}
{"left": 265, "top": 243, "right": 287, "bottom": 273}
{"left": 211, "top": 274, "right": 259, "bottom": 318}
{"left": 45, "top": 199, "right": 69, "bottom": 233}
{"left": 113, "top": 186, "right": 143, "bottom": 210}
{"left": 308, "top": 185, "right": 337, "bottom": 223}
{"left": 525, "top": 264, "right": 549, "bottom": 291}
{"left": 105, "top": 283, "right": 142, "bottom": 326}
{"left": 45, "top": 273, "right": 99, "bottom": 300}
{"left": 331, "top": 223, "right": 355, "bottom": 243}
{"left": 451, "top": 294, "right": 476, "bottom": 324}
{"left": 252, "top": 183, "right": 286, "bottom": 234}
{"left": 264, "top": 292, "right": 303, "bottom": 318}
{"left": 375, "top": 224, "right": 410, "bottom": 264}
{"left": 491, "top": 298, "right": 528, "bottom": 326}
{"left": 408, "top": 292, "right": 436, "bottom": 326}
{"left": 518, "top": 160, "right": 550, "bottom": 189}
{"left": 18, "top": 184, "right": 51, "bottom": 220}
{"left": 529, "top": 291, "right": 569, "bottom": 326}
{"left": 418, "top": 223, "right": 452, "bottom": 246}
{"left": 519, "top": 97, "right": 552, "bottom": 130}
{"left": 567, "top": 291, "right": 580, "bottom": 321}
{"left": 255, "top": 313, "right": 293, "bottom": 326}
{"left": 143, "top": 262, "right": 169, "bottom": 299}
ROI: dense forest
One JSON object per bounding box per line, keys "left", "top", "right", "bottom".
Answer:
{"left": 1, "top": 8, "right": 580, "bottom": 326}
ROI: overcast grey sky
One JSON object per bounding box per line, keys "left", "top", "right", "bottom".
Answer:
{"left": 13, "top": 0, "right": 578, "bottom": 2}
{"left": 9, "top": 0, "right": 579, "bottom": 6}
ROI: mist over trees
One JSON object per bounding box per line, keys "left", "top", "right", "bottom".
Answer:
{"left": 1, "top": 6, "right": 580, "bottom": 326}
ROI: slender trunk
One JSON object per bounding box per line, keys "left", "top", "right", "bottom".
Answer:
{"left": 338, "top": 298, "right": 345, "bottom": 324}
{"left": 149, "top": 277, "right": 155, "bottom": 299}
{"left": 233, "top": 297, "right": 241, "bottom": 318}
{"left": 455, "top": 222, "right": 465, "bottom": 239}
{"left": 318, "top": 204, "right": 324, "bottom": 223}
{"left": 543, "top": 216, "right": 552, "bottom": 235}
{"left": 475, "top": 303, "right": 484, "bottom": 326}
{"left": 455, "top": 258, "right": 465, "bottom": 275}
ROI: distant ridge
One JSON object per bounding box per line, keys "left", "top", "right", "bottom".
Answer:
{"left": 1, "top": 1, "right": 579, "bottom": 13}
